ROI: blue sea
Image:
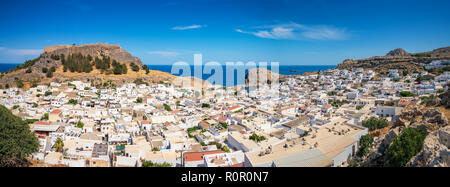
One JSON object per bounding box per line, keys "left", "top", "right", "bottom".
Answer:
{"left": 147, "top": 65, "right": 335, "bottom": 86}
{"left": 0, "top": 63, "right": 335, "bottom": 86}
{"left": 0, "top": 63, "right": 19, "bottom": 73}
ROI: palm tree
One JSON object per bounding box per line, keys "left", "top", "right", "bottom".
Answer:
{"left": 53, "top": 138, "right": 64, "bottom": 152}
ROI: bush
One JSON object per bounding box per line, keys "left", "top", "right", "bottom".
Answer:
{"left": 399, "top": 91, "right": 414, "bottom": 97}
{"left": 135, "top": 97, "right": 143, "bottom": 103}
{"left": 130, "top": 62, "right": 140, "bottom": 72}
{"left": 26, "top": 68, "right": 32, "bottom": 73}
{"left": 201, "top": 103, "right": 210, "bottom": 108}
{"left": 76, "top": 121, "right": 84, "bottom": 128}
{"left": 384, "top": 128, "right": 427, "bottom": 167}
{"left": 163, "top": 104, "right": 172, "bottom": 111}
{"left": 68, "top": 99, "right": 78, "bottom": 105}
{"left": 249, "top": 133, "right": 266, "bottom": 142}
{"left": 142, "top": 161, "right": 171, "bottom": 167}
{"left": 42, "top": 113, "right": 49, "bottom": 120}
{"left": 46, "top": 71, "right": 53, "bottom": 78}
{"left": 42, "top": 67, "right": 48, "bottom": 73}
{"left": 357, "top": 135, "right": 373, "bottom": 157}
{"left": 362, "top": 117, "right": 389, "bottom": 131}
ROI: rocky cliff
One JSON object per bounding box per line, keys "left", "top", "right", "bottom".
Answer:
{"left": 407, "top": 126, "right": 450, "bottom": 167}
{"left": 0, "top": 43, "right": 174, "bottom": 88}
{"left": 44, "top": 43, "right": 142, "bottom": 66}
{"left": 336, "top": 47, "right": 450, "bottom": 73}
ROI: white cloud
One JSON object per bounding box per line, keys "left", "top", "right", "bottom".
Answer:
{"left": 172, "top": 25, "right": 205, "bottom": 30}
{"left": 10, "top": 49, "right": 43, "bottom": 56}
{"left": 147, "top": 51, "right": 180, "bottom": 57}
{"left": 235, "top": 22, "right": 349, "bottom": 40}
{"left": 0, "top": 47, "right": 43, "bottom": 56}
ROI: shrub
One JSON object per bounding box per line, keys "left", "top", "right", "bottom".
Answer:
{"left": 163, "top": 104, "right": 172, "bottom": 111}
{"left": 362, "top": 117, "right": 389, "bottom": 131}
{"left": 399, "top": 91, "right": 414, "bottom": 97}
{"left": 357, "top": 135, "right": 373, "bottom": 157}
{"left": 130, "top": 62, "right": 140, "bottom": 72}
{"left": 249, "top": 133, "right": 266, "bottom": 142}
{"left": 384, "top": 128, "right": 427, "bottom": 167}
{"left": 142, "top": 161, "right": 171, "bottom": 167}
{"left": 76, "top": 121, "right": 84, "bottom": 128}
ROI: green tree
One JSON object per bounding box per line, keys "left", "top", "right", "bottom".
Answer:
{"left": 46, "top": 71, "right": 53, "bottom": 78}
{"left": 356, "top": 135, "right": 373, "bottom": 157}
{"left": 399, "top": 91, "right": 414, "bottom": 97}
{"left": 76, "top": 121, "right": 84, "bottom": 128}
{"left": 53, "top": 138, "right": 64, "bottom": 152}
{"left": 201, "top": 103, "right": 210, "bottom": 108}
{"left": 0, "top": 105, "right": 39, "bottom": 167}
{"left": 130, "top": 62, "right": 140, "bottom": 72}
{"left": 68, "top": 99, "right": 78, "bottom": 105}
{"left": 249, "top": 133, "right": 266, "bottom": 142}
{"left": 135, "top": 97, "right": 143, "bottom": 103}
{"left": 42, "top": 67, "right": 48, "bottom": 73}
{"left": 384, "top": 128, "right": 427, "bottom": 167}
{"left": 42, "top": 113, "right": 49, "bottom": 120}
{"left": 221, "top": 146, "right": 230, "bottom": 153}
{"left": 26, "top": 68, "right": 32, "bottom": 73}
{"left": 163, "top": 104, "right": 172, "bottom": 111}
{"left": 362, "top": 117, "right": 389, "bottom": 131}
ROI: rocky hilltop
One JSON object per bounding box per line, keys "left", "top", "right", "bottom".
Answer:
{"left": 0, "top": 43, "right": 175, "bottom": 89}
{"left": 386, "top": 48, "right": 410, "bottom": 57}
{"left": 44, "top": 43, "right": 142, "bottom": 66}
{"left": 336, "top": 46, "right": 450, "bottom": 73}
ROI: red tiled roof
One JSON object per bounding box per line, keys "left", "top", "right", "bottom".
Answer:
{"left": 184, "top": 151, "right": 224, "bottom": 162}
{"left": 323, "top": 104, "right": 332, "bottom": 109}
{"left": 218, "top": 117, "right": 227, "bottom": 122}
{"left": 199, "top": 122, "right": 210, "bottom": 129}
{"left": 141, "top": 120, "right": 150, "bottom": 125}
{"left": 34, "top": 121, "right": 50, "bottom": 125}
{"left": 228, "top": 105, "right": 241, "bottom": 111}
{"left": 171, "top": 110, "right": 181, "bottom": 114}
{"left": 50, "top": 109, "right": 62, "bottom": 115}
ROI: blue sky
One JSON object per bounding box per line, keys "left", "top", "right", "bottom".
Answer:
{"left": 0, "top": 0, "right": 449, "bottom": 65}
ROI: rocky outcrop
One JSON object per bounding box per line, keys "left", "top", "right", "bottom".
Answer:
{"left": 0, "top": 43, "right": 174, "bottom": 88}
{"left": 439, "top": 84, "right": 450, "bottom": 108}
{"left": 335, "top": 46, "right": 450, "bottom": 73}
{"left": 407, "top": 126, "right": 450, "bottom": 167}
{"left": 386, "top": 48, "right": 410, "bottom": 57}
{"left": 44, "top": 43, "right": 142, "bottom": 66}
{"left": 395, "top": 104, "right": 448, "bottom": 132}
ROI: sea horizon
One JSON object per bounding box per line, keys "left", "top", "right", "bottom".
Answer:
{"left": 0, "top": 63, "right": 335, "bottom": 86}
